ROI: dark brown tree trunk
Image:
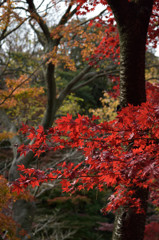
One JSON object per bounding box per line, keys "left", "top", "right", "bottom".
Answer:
{"left": 106, "top": 0, "right": 154, "bottom": 240}
{"left": 112, "top": 188, "right": 149, "bottom": 240}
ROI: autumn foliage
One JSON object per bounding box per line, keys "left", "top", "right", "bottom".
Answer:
{"left": 0, "top": 175, "right": 19, "bottom": 240}
{"left": 144, "top": 221, "right": 159, "bottom": 240}
{"left": 0, "top": 1, "right": 159, "bottom": 240}
{"left": 12, "top": 82, "right": 159, "bottom": 214}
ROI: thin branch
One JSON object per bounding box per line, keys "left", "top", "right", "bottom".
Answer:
{"left": 146, "top": 77, "right": 159, "bottom": 81}
{"left": 0, "top": 57, "right": 10, "bottom": 76}
{"left": 56, "top": 65, "right": 91, "bottom": 110}
{"left": 36, "top": 0, "right": 45, "bottom": 10}
{"left": 33, "top": 217, "right": 56, "bottom": 236}
{"left": 58, "top": 2, "right": 73, "bottom": 26}
{"left": 0, "top": 18, "right": 28, "bottom": 41}
{"left": 72, "top": 65, "right": 119, "bottom": 91}
{"left": 29, "top": 21, "right": 46, "bottom": 47}
{"left": 14, "top": 6, "right": 29, "bottom": 12}
{"left": 26, "top": 0, "right": 51, "bottom": 42}
{"left": 53, "top": 2, "right": 78, "bottom": 45}
{"left": 34, "top": 149, "right": 79, "bottom": 197}
{"left": 71, "top": 73, "right": 107, "bottom": 91}
{"left": 56, "top": 64, "right": 118, "bottom": 111}
{"left": 0, "top": 0, "right": 7, "bottom": 7}
{"left": 76, "top": 8, "right": 107, "bottom": 27}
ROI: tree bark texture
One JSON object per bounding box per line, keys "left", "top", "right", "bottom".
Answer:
{"left": 112, "top": 188, "right": 149, "bottom": 240}
{"left": 107, "top": 0, "right": 154, "bottom": 107}
{"left": 106, "top": 0, "right": 154, "bottom": 240}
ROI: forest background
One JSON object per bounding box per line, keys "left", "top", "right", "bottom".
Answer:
{"left": 0, "top": 0, "right": 159, "bottom": 240}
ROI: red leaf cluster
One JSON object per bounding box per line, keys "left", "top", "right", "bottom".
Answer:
{"left": 144, "top": 222, "right": 159, "bottom": 240}
{"left": 84, "top": 0, "right": 159, "bottom": 63}
{"left": 12, "top": 83, "right": 159, "bottom": 213}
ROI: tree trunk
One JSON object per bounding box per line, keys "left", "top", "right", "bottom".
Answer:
{"left": 106, "top": 0, "right": 154, "bottom": 240}
{"left": 112, "top": 188, "right": 149, "bottom": 240}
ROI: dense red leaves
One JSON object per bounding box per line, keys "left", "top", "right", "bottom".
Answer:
{"left": 147, "top": 1, "right": 159, "bottom": 48}
{"left": 18, "top": 124, "right": 49, "bottom": 157}
{"left": 12, "top": 83, "right": 159, "bottom": 213}
{"left": 89, "top": 8, "right": 120, "bottom": 64}
{"left": 85, "top": 0, "right": 159, "bottom": 63}
{"left": 92, "top": 24, "right": 120, "bottom": 64}
{"left": 146, "top": 82, "right": 159, "bottom": 105}
{"left": 144, "top": 222, "right": 159, "bottom": 240}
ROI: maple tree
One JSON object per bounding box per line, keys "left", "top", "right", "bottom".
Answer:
{"left": 13, "top": 81, "right": 159, "bottom": 239}
{"left": 13, "top": 85, "right": 159, "bottom": 202}
{"left": 0, "top": 0, "right": 159, "bottom": 240}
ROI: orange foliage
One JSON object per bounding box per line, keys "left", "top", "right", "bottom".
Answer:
{"left": 0, "top": 0, "right": 24, "bottom": 31}
{"left": 0, "top": 131, "right": 15, "bottom": 141}
{"left": 0, "top": 75, "right": 45, "bottom": 125}
{"left": 47, "top": 19, "right": 106, "bottom": 70}
{"left": 0, "top": 175, "right": 19, "bottom": 240}
{"left": 0, "top": 75, "right": 44, "bottom": 109}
